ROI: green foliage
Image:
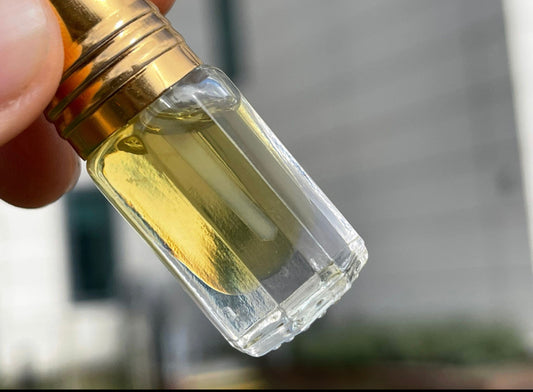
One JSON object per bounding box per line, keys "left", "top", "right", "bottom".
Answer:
{"left": 291, "top": 320, "right": 530, "bottom": 365}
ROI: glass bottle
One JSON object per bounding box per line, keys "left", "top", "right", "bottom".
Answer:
{"left": 47, "top": 0, "right": 368, "bottom": 356}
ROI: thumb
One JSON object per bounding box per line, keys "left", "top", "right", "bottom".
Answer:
{"left": 0, "top": 0, "right": 64, "bottom": 145}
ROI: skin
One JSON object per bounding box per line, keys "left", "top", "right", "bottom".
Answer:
{"left": 0, "top": 0, "right": 175, "bottom": 208}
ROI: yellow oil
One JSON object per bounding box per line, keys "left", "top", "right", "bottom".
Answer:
{"left": 88, "top": 104, "right": 304, "bottom": 295}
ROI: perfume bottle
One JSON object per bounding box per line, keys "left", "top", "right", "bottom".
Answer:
{"left": 47, "top": 0, "right": 368, "bottom": 356}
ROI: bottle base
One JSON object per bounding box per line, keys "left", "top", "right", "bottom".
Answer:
{"left": 230, "top": 239, "right": 368, "bottom": 357}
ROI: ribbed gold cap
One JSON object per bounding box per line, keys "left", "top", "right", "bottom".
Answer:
{"left": 46, "top": 0, "right": 201, "bottom": 159}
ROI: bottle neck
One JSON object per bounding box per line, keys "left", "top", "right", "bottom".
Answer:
{"left": 46, "top": 0, "right": 201, "bottom": 159}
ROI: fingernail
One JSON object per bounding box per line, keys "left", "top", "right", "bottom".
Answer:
{"left": 0, "top": 0, "right": 51, "bottom": 102}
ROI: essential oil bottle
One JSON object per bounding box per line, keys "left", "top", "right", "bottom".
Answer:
{"left": 47, "top": 0, "right": 368, "bottom": 356}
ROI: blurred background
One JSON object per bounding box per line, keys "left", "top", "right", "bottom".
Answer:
{"left": 3, "top": 0, "right": 533, "bottom": 388}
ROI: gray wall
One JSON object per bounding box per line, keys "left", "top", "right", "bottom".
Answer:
{"left": 167, "top": 0, "right": 533, "bottom": 330}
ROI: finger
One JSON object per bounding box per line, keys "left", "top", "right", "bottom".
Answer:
{"left": 0, "top": 115, "right": 80, "bottom": 208}
{"left": 0, "top": 0, "right": 71, "bottom": 208}
{"left": 152, "top": 0, "right": 175, "bottom": 15}
{"left": 0, "top": 0, "right": 64, "bottom": 145}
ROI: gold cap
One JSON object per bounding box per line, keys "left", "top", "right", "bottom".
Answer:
{"left": 46, "top": 0, "right": 201, "bottom": 159}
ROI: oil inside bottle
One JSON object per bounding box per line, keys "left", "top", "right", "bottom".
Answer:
{"left": 92, "top": 101, "right": 312, "bottom": 295}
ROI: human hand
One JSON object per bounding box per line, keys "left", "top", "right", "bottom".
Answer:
{"left": 0, "top": 0, "right": 175, "bottom": 208}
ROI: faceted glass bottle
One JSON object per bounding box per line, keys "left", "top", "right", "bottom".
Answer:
{"left": 86, "top": 66, "right": 367, "bottom": 356}
{"left": 46, "top": 0, "right": 368, "bottom": 357}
